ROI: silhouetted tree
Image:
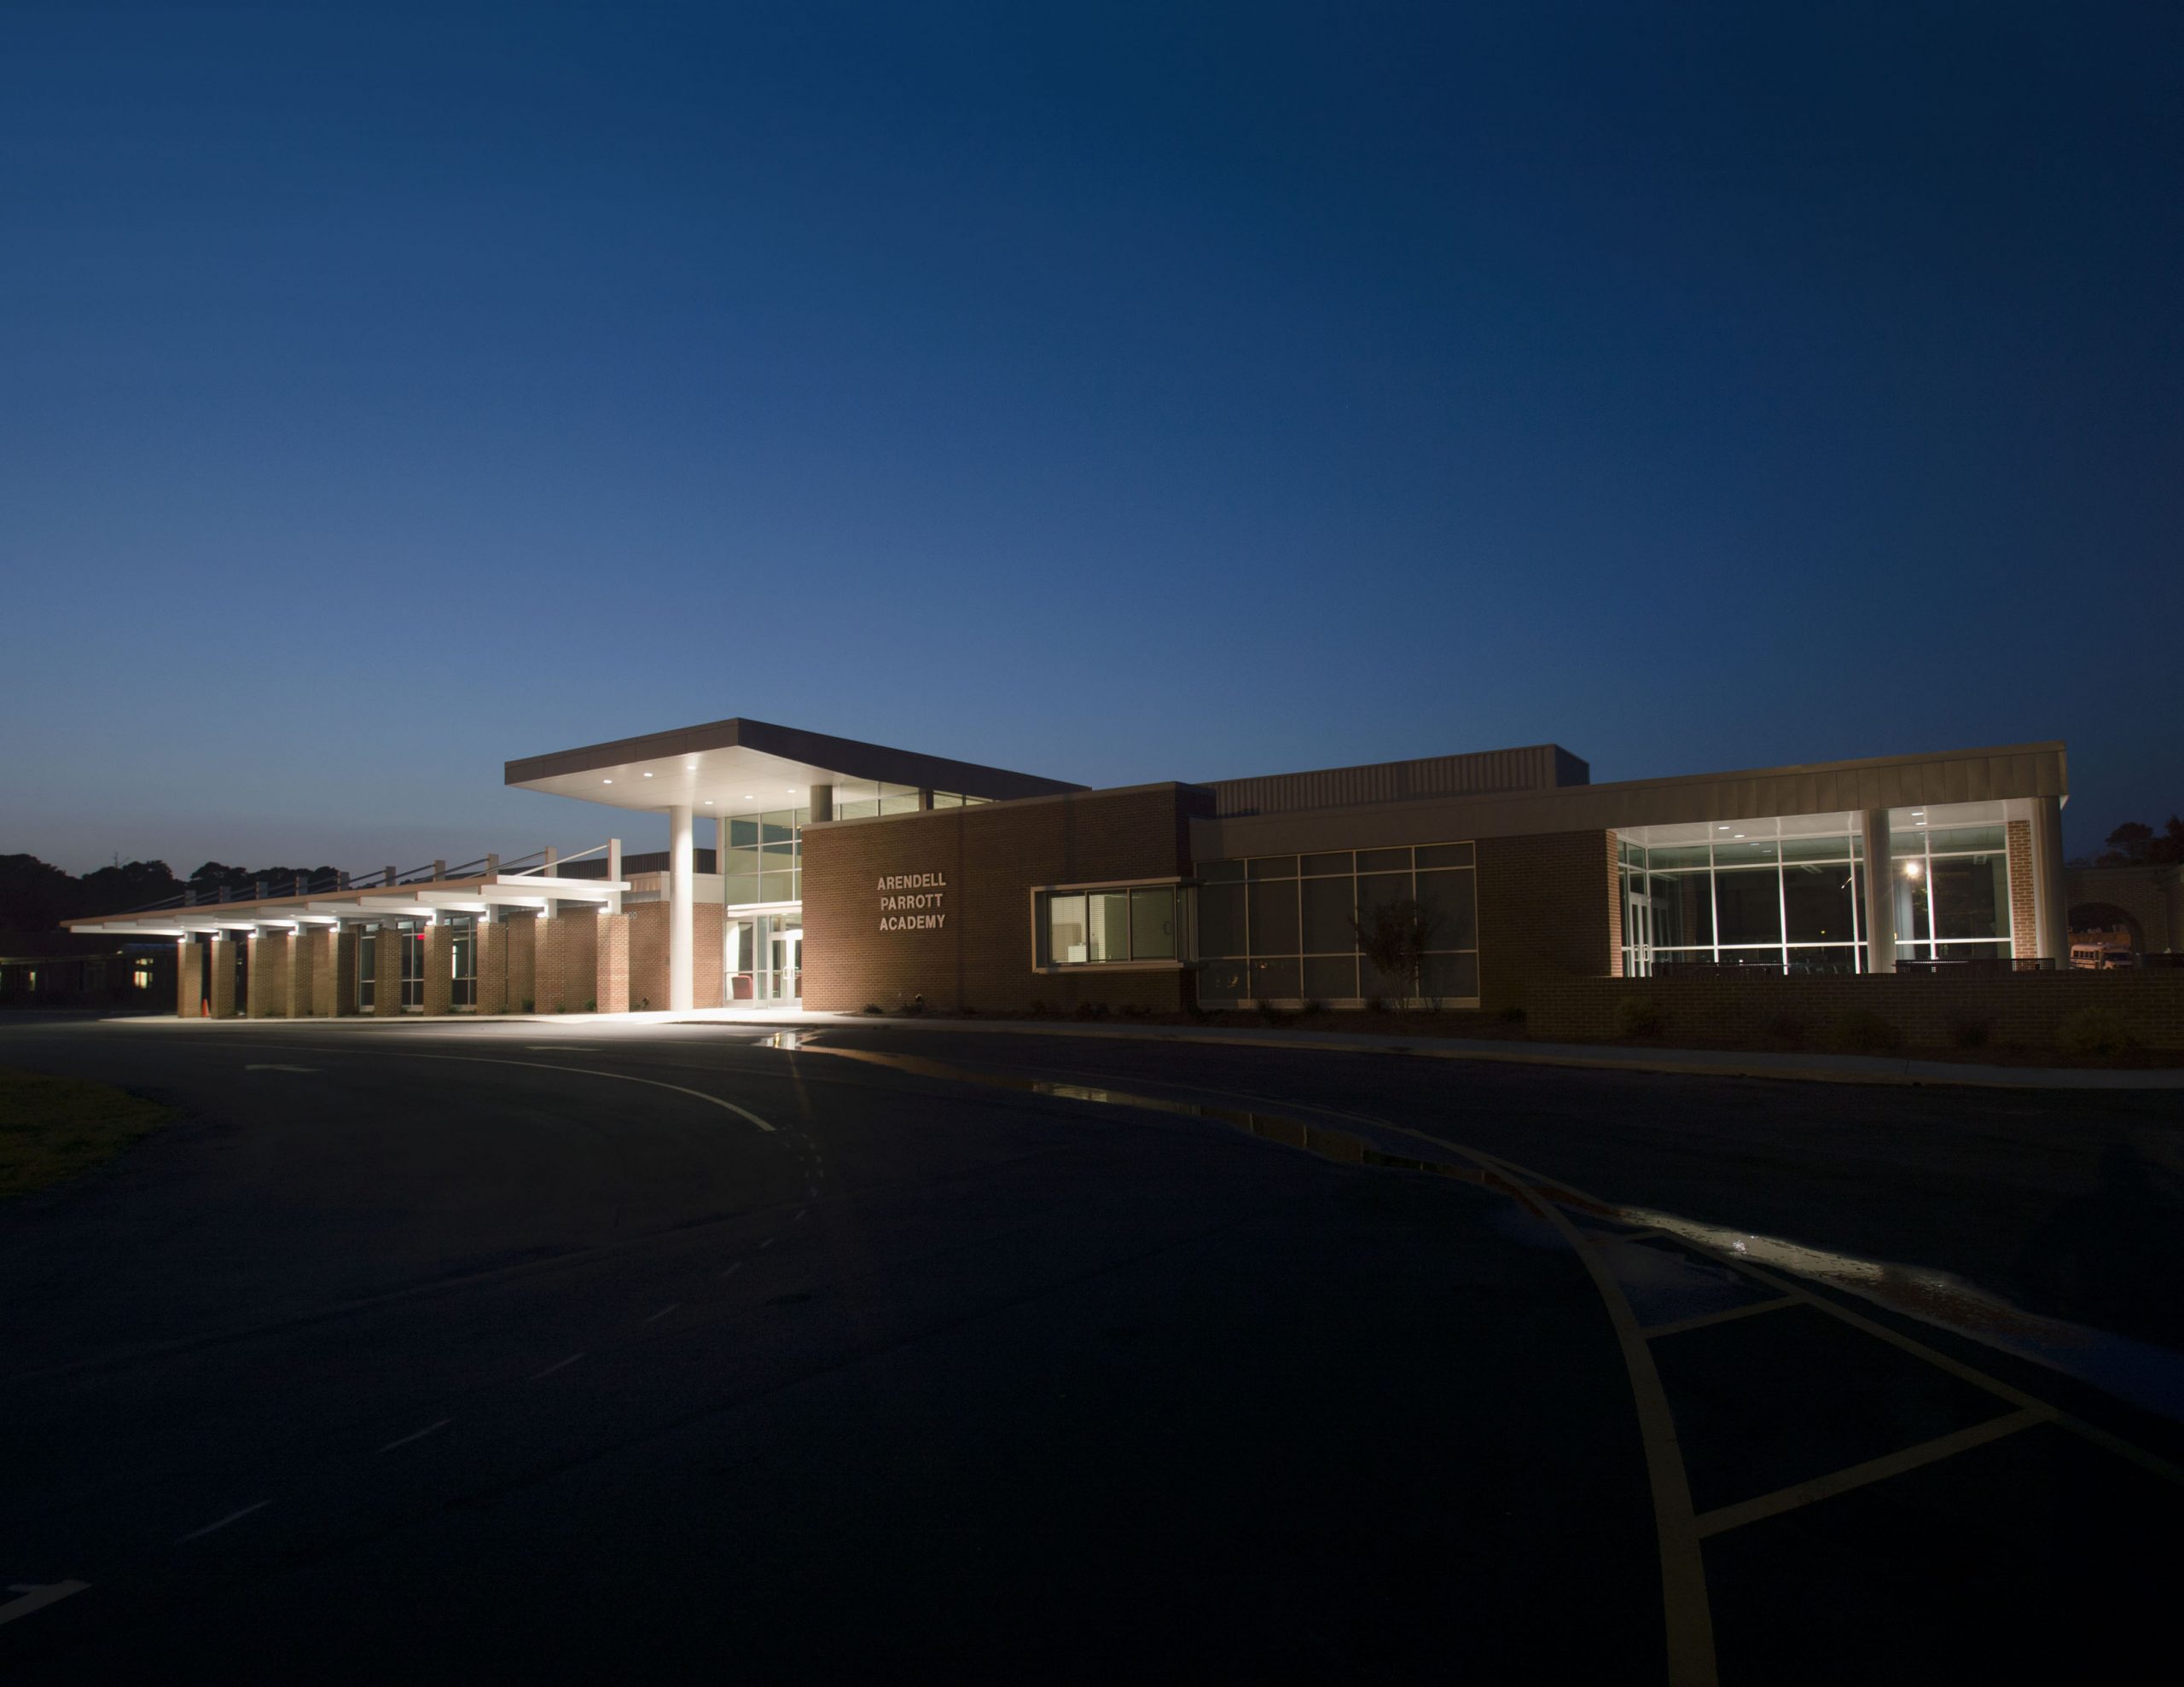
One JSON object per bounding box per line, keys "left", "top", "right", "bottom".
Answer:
{"left": 1351, "top": 896, "right": 1441, "bottom": 1006}
{"left": 2094, "top": 816, "right": 2184, "bottom": 867}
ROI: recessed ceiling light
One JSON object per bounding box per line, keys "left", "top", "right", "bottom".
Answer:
{"left": 703, "top": 799, "right": 713, "bottom": 805}
{"left": 642, "top": 771, "right": 653, "bottom": 778}
{"left": 744, "top": 793, "right": 752, "bottom": 799}
{"left": 1734, "top": 833, "right": 1745, "bottom": 838}
{"left": 602, "top": 779, "right": 613, "bottom": 785}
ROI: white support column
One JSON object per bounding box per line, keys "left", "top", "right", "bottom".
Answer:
{"left": 2033, "top": 795, "right": 2067, "bottom": 966}
{"left": 668, "top": 805, "right": 694, "bottom": 1012}
{"left": 1860, "top": 809, "right": 1895, "bottom": 975}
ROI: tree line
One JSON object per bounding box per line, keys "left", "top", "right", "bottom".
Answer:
{"left": 2072, "top": 816, "right": 2184, "bottom": 870}
{"left": 0, "top": 855, "right": 339, "bottom": 934}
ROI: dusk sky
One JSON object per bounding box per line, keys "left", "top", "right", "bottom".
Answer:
{"left": 6, "top": 3, "right": 2179, "bottom": 874}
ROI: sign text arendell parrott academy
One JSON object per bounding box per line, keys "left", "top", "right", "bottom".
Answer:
{"left": 878, "top": 872, "right": 947, "bottom": 932}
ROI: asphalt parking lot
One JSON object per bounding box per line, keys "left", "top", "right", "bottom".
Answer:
{"left": 3, "top": 1013, "right": 2180, "bottom": 1684}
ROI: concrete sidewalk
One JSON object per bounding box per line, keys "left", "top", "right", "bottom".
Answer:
{"left": 117, "top": 1005, "right": 2181, "bottom": 1091}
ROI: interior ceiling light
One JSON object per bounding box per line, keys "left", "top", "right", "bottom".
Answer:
{"left": 602, "top": 779, "right": 613, "bottom": 785}
{"left": 1904, "top": 861, "right": 1923, "bottom": 878}
{"left": 643, "top": 771, "right": 653, "bottom": 778}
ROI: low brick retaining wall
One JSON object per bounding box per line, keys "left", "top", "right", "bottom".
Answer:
{"left": 1526, "top": 971, "right": 2184, "bottom": 1051}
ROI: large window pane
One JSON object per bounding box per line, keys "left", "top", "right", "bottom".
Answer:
{"left": 760, "top": 872, "right": 795, "bottom": 903}
{"left": 1048, "top": 894, "right": 1088, "bottom": 964}
{"left": 1199, "top": 959, "right": 1247, "bottom": 1004}
{"left": 1088, "top": 891, "right": 1130, "bottom": 961}
{"left": 1714, "top": 867, "right": 1781, "bottom": 946}
{"left": 1129, "top": 887, "right": 1176, "bottom": 959}
{"left": 1301, "top": 876, "right": 1355, "bottom": 953}
{"left": 1199, "top": 884, "right": 1246, "bottom": 957}
{"left": 1300, "top": 851, "right": 1352, "bottom": 876}
{"left": 1931, "top": 854, "right": 2007, "bottom": 940}
{"left": 1782, "top": 864, "right": 1856, "bottom": 944}
{"left": 1648, "top": 845, "right": 1711, "bottom": 870}
{"left": 1781, "top": 834, "right": 1854, "bottom": 863}
{"left": 1713, "top": 838, "right": 1778, "bottom": 866}
{"left": 1414, "top": 869, "right": 1477, "bottom": 950}
{"left": 1247, "top": 957, "right": 1300, "bottom": 1000}
{"left": 1303, "top": 955, "right": 1356, "bottom": 1000}
{"left": 1416, "top": 842, "right": 1473, "bottom": 869}
{"left": 723, "top": 873, "right": 759, "bottom": 906}
{"left": 1892, "top": 868, "right": 1930, "bottom": 948}
{"left": 1247, "top": 880, "right": 1299, "bottom": 956}
{"left": 1247, "top": 856, "right": 1297, "bottom": 879}
{"left": 1199, "top": 860, "right": 1245, "bottom": 884}
{"left": 1930, "top": 825, "right": 2005, "bottom": 854}
{"left": 1355, "top": 872, "right": 1412, "bottom": 933}
{"left": 1647, "top": 872, "right": 1713, "bottom": 948}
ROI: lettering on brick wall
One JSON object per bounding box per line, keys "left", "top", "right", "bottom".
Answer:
{"left": 878, "top": 872, "right": 948, "bottom": 932}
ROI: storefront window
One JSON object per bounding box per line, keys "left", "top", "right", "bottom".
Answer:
{"left": 1194, "top": 844, "right": 1478, "bottom": 1006}
{"left": 1038, "top": 884, "right": 1186, "bottom": 967}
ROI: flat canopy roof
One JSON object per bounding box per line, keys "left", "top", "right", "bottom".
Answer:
{"left": 506, "top": 716, "right": 1085, "bottom": 815}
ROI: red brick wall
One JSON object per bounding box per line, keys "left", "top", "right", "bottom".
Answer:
{"left": 1475, "top": 829, "right": 1619, "bottom": 1012}
{"left": 802, "top": 786, "right": 1201, "bottom": 1013}
{"left": 177, "top": 942, "right": 202, "bottom": 1017}
{"left": 628, "top": 901, "right": 666, "bottom": 1011}
{"left": 538, "top": 910, "right": 597, "bottom": 1014}
{"left": 1528, "top": 971, "right": 2184, "bottom": 1049}
{"left": 597, "top": 911, "right": 630, "bottom": 1014}
{"left": 2007, "top": 819, "right": 2036, "bottom": 958}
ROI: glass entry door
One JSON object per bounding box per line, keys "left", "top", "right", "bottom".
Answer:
{"left": 729, "top": 912, "right": 802, "bottom": 1003}
{"left": 1625, "top": 888, "right": 1653, "bottom": 977}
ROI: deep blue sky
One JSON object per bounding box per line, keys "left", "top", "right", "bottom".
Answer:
{"left": 6, "top": 3, "right": 2179, "bottom": 872}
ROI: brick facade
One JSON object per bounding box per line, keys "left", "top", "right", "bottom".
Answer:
{"left": 423, "top": 923, "right": 454, "bottom": 1016}
{"left": 328, "top": 928, "right": 354, "bottom": 1017}
{"left": 801, "top": 786, "right": 1202, "bottom": 1013}
{"left": 1475, "top": 829, "right": 1619, "bottom": 1012}
{"left": 694, "top": 902, "right": 724, "bottom": 1008}
{"left": 246, "top": 932, "right": 288, "bottom": 1017}
{"left": 1528, "top": 971, "right": 2184, "bottom": 1050}
{"left": 288, "top": 929, "right": 322, "bottom": 1017}
{"left": 478, "top": 918, "right": 508, "bottom": 1014}
{"left": 596, "top": 911, "right": 630, "bottom": 1015}
{"left": 538, "top": 908, "right": 599, "bottom": 1014}
{"left": 374, "top": 922, "right": 403, "bottom": 1016}
{"left": 2007, "top": 819, "right": 2036, "bottom": 958}
{"left": 506, "top": 913, "right": 537, "bottom": 1012}
{"left": 629, "top": 901, "right": 667, "bottom": 1012}
{"left": 209, "top": 937, "right": 238, "bottom": 1017}
{"left": 177, "top": 941, "right": 202, "bottom": 1017}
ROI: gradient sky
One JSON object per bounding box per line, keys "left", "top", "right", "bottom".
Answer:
{"left": 5, "top": 3, "right": 2179, "bottom": 874}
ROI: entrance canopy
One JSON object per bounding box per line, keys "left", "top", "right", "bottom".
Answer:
{"left": 505, "top": 716, "right": 1083, "bottom": 815}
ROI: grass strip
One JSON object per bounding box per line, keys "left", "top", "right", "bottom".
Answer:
{"left": 0, "top": 1064, "right": 171, "bottom": 1198}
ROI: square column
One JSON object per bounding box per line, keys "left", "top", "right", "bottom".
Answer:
{"left": 328, "top": 928, "right": 356, "bottom": 1016}
{"left": 246, "top": 932, "right": 288, "bottom": 1017}
{"left": 668, "top": 803, "right": 694, "bottom": 1012}
{"left": 598, "top": 909, "right": 630, "bottom": 1014}
{"left": 288, "top": 929, "right": 322, "bottom": 1017}
{"left": 505, "top": 913, "right": 536, "bottom": 1013}
{"left": 209, "top": 937, "right": 239, "bottom": 1017}
{"left": 423, "top": 922, "right": 454, "bottom": 1016}
{"left": 479, "top": 916, "right": 509, "bottom": 1014}
{"left": 375, "top": 923, "right": 403, "bottom": 1016}
{"left": 1860, "top": 809, "right": 1895, "bottom": 974}
{"left": 2033, "top": 794, "right": 2068, "bottom": 964}
{"left": 177, "top": 939, "right": 202, "bottom": 1018}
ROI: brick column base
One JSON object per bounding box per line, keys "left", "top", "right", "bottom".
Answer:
{"left": 424, "top": 922, "right": 454, "bottom": 1016}
{"left": 597, "top": 911, "right": 630, "bottom": 1015}
{"left": 332, "top": 928, "right": 357, "bottom": 1016}
{"left": 210, "top": 938, "right": 239, "bottom": 1018}
{"left": 288, "top": 930, "right": 322, "bottom": 1017}
{"left": 177, "top": 942, "right": 203, "bottom": 1018}
{"left": 375, "top": 923, "right": 404, "bottom": 1016}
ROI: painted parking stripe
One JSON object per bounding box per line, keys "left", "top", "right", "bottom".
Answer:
{"left": 378, "top": 1418, "right": 452, "bottom": 1453}
{"left": 322, "top": 1052, "right": 775, "bottom": 1132}
{"left": 0, "top": 1582, "right": 90, "bottom": 1627}
{"left": 1641, "top": 1297, "right": 1798, "bottom": 1340}
{"left": 177, "top": 1501, "right": 269, "bottom": 1543}
{"left": 1696, "top": 1408, "right": 2044, "bottom": 1537}
{"left": 531, "top": 1353, "right": 586, "bottom": 1380}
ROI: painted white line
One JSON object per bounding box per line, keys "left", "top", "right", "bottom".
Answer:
{"left": 244, "top": 1064, "right": 319, "bottom": 1073}
{"left": 759, "top": 1236, "right": 776, "bottom": 1249}
{"left": 177, "top": 1501, "right": 269, "bottom": 1543}
{"left": 645, "top": 1302, "right": 681, "bottom": 1323}
{"left": 376, "top": 1053, "right": 775, "bottom": 1132}
{"left": 377, "top": 1417, "right": 452, "bottom": 1453}
{"left": 0, "top": 1581, "right": 90, "bottom": 1627}
{"left": 793, "top": 1208, "right": 808, "bottom": 1221}
{"left": 531, "top": 1352, "right": 586, "bottom": 1380}
{"left": 720, "top": 1261, "right": 743, "bottom": 1278}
